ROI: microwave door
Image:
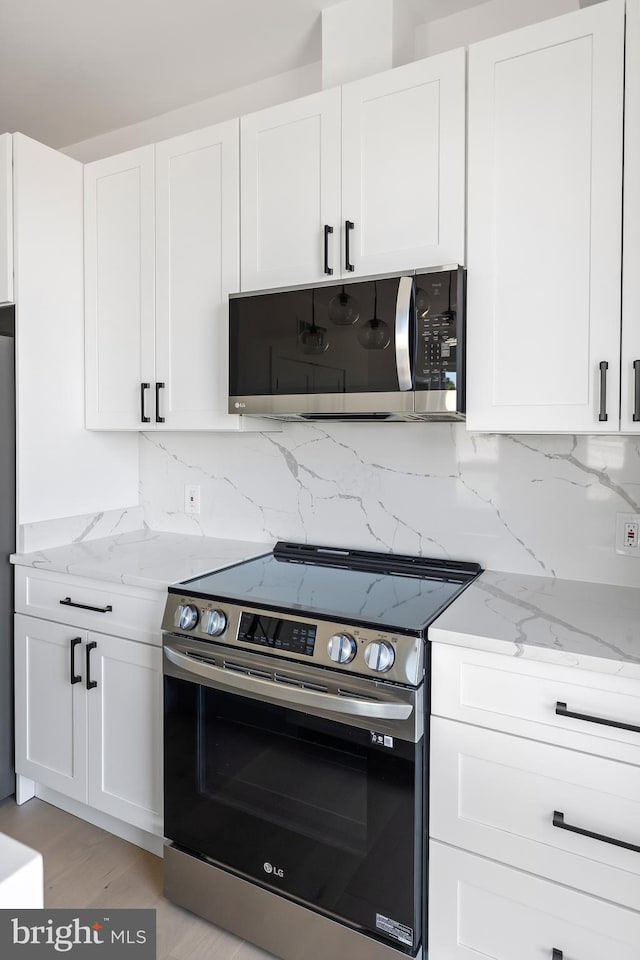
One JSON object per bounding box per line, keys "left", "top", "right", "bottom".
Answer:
{"left": 229, "top": 277, "right": 414, "bottom": 417}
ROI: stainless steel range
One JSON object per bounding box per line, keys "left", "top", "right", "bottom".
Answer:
{"left": 161, "top": 542, "right": 481, "bottom": 960}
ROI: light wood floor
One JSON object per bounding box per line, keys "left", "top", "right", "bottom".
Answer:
{"left": 0, "top": 796, "right": 276, "bottom": 960}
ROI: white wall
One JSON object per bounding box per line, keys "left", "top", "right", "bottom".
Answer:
{"left": 139, "top": 426, "right": 640, "bottom": 589}
{"left": 414, "top": 0, "right": 580, "bottom": 58}
{"left": 63, "top": 62, "right": 321, "bottom": 163}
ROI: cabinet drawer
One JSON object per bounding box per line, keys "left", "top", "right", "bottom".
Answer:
{"left": 15, "top": 567, "right": 165, "bottom": 645}
{"left": 432, "top": 643, "right": 640, "bottom": 765}
{"left": 428, "top": 841, "right": 640, "bottom": 960}
{"left": 430, "top": 717, "right": 640, "bottom": 911}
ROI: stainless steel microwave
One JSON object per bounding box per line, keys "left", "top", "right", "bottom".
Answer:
{"left": 228, "top": 267, "right": 466, "bottom": 421}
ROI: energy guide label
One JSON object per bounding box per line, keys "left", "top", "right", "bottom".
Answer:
{"left": 376, "top": 913, "right": 413, "bottom": 946}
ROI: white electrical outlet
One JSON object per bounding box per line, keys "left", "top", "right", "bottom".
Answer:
{"left": 615, "top": 513, "right": 640, "bottom": 556}
{"left": 185, "top": 484, "right": 201, "bottom": 515}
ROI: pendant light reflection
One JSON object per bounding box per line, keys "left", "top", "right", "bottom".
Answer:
{"left": 298, "top": 288, "right": 329, "bottom": 355}
{"left": 328, "top": 285, "right": 359, "bottom": 326}
{"left": 357, "top": 281, "right": 390, "bottom": 350}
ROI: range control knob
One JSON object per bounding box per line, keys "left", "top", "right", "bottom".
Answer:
{"left": 176, "top": 604, "right": 199, "bottom": 631}
{"left": 327, "top": 632, "right": 357, "bottom": 664}
{"left": 364, "top": 641, "right": 395, "bottom": 673}
{"left": 202, "top": 609, "right": 227, "bottom": 637}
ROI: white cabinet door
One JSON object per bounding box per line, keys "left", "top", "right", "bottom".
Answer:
{"left": 240, "top": 89, "right": 341, "bottom": 291}
{"left": 86, "top": 633, "right": 162, "bottom": 835}
{"left": 14, "top": 614, "right": 87, "bottom": 803}
{"left": 155, "top": 122, "right": 242, "bottom": 430}
{"left": 466, "top": 1, "right": 624, "bottom": 433}
{"left": 84, "top": 146, "right": 156, "bottom": 429}
{"left": 0, "top": 134, "right": 12, "bottom": 304}
{"left": 429, "top": 842, "right": 640, "bottom": 960}
{"left": 622, "top": 0, "right": 640, "bottom": 433}
{"left": 341, "top": 50, "right": 465, "bottom": 277}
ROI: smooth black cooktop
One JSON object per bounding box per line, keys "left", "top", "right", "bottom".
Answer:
{"left": 171, "top": 542, "right": 481, "bottom": 635}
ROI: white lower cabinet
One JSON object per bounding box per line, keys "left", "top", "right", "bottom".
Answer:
{"left": 429, "top": 642, "right": 640, "bottom": 958}
{"left": 429, "top": 842, "right": 640, "bottom": 960}
{"left": 14, "top": 613, "right": 162, "bottom": 836}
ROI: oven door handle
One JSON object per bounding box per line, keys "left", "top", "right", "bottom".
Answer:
{"left": 164, "top": 645, "right": 414, "bottom": 721}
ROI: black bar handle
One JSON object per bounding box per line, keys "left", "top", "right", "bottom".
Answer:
{"left": 155, "top": 382, "right": 165, "bottom": 423}
{"left": 70, "top": 637, "right": 82, "bottom": 685}
{"left": 323, "top": 225, "right": 334, "bottom": 276}
{"left": 345, "top": 220, "right": 355, "bottom": 272}
{"left": 552, "top": 951, "right": 563, "bottom": 960}
{"left": 633, "top": 360, "right": 640, "bottom": 422}
{"left": 86, "top": 641, "right": 97, "bottom": 691}
{"left": 556, "top": 700, "right": 640, "bottom": 735}
{"left": 553, "top": 810, "right": 640, "bottom": 854}
{"left": 140, "top": 382, "right": 151, "bottom": 423}
{"left": 60, "top": 597, "right": 113, "bottom": 615}
{"left": 598, "top": 361, "right": 608, "bottom": 422}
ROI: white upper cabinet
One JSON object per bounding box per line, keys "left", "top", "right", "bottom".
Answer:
{"left": 85, "top": 125, "right": 243, "bottom": 431}
{"left": 240, "top": 50, "right": 466, "bottom": 291}
{"left": 0, "top": 134, "right": 13, "bottom": 304}
{"left": 622, "top": 0, "right": 640, "bottom": 433}
{"left": 341, "top": 50, "right": 465, "bottom": 277}
{"left": 466, "top": 1, "right": 625, "bottom": 433}
{"left": 85, "top": 146, "right": 156, "bottom": 430}
{"left": 155, "top": 122, "right": 241, "bottom": 430}
{"left": 240, "top": 89, "right": 341, "bottom": 291}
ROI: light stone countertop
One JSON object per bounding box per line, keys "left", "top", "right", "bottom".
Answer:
{"left": 11, "top": 528, "right": 273, "bottom": 592}
{"left": 430, "top": 569, "right": 640, "bottom": 679}
{"left": 11, "top": 532, "right": 640, "bottom": 676}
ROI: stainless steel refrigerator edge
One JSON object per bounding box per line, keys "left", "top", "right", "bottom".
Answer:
{"left": 0, "top": 305, "right": 15, "bottom": 801}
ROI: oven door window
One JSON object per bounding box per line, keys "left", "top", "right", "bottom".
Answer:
{"left": 164, "top": 676, "right": 423, "bottom": 952}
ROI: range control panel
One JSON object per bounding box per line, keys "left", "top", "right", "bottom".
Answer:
{"left": 161, "top": 594, "right": 424, "bottom": 688}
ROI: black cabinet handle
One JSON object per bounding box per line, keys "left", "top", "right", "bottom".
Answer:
{"left": 345, "top": 220, "right": 355, "bottom": 272}
{"left": 556, "top": 701, "right": 640, "bottom": 734}
{"left": 323, "top": 224, "right": 334, "bottom": 276}
{"left": 552, "top": 951, "right": 563, "bottom": 960}
{"left": 140, "top": 382, "right": 151, "bottom": 423}
{"left": 60, "top": 597, "right": 113, "bottom": 614}
{"left": 598, "top": 361, "right": 608, "bottom": 422}
{"left": 70, "top": 637, "right": 82, "bottom": 685}
{"left": 155, "top": 382, "right": 165, "bottom": 423}
{"left": 553, "top": 810, "right": 640, "bottom": 854}
{"left": 86, "top": 641, "right": 97, "bottom": 691}
{"left": 633, "top": 360, "right": 640, "bottom": 422}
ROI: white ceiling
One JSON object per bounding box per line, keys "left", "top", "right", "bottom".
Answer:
{"left": 0, "top": 0, "right": 491, "bottom": 150}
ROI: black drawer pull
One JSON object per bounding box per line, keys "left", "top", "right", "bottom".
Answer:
{"left": 323, "top": 224, "right": 334, "bottom": 276}
{"left": 552, "top": 951, "right": 563, "bottom": 960}
{"left": 633, "top": 359, "right": 640, "bottom": 422}
{"left": 556, "top": 701, "right": 640, "bottom": 734}
{"left": 60, "top": 597, "right": 113, "bottom": 614}
{"left": 86, "top": 641, "right": 97, "bottom": 690}
{"left": 140, "top": 382, "right": 151, "bottom": 423}
{"left": 155, "top": 381, "right": 165, "bottom": 423}
{"left": 70, "top": 637, "right": 82, "bottom": 685}
{"left": 553, "top": 810, "right": 640, "bottom": 854}
{"left": 345, "top": 220, "right": 355, "bottom": 272}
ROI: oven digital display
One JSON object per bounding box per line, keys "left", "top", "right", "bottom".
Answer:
{"left": 237, "top": 611, "right": 317, "bottom": 657}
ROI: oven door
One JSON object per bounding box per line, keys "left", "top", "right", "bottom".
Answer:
{"left": 164, "top": 637, "right": 424, "bottom": 955}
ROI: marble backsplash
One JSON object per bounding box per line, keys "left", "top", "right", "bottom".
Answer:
{"left": 139, "top": 424, "right": 640, "bottom": 589}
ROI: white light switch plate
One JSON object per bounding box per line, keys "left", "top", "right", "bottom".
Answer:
{"left": 615, "top": 512, "right": 640, "bottom": 556}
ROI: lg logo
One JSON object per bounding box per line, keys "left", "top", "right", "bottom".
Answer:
{"left": 263, "top": 862, "right": 284, "bottom": 878}
{"left": 234, "top": 402, "right": 246, "bottom": 409}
